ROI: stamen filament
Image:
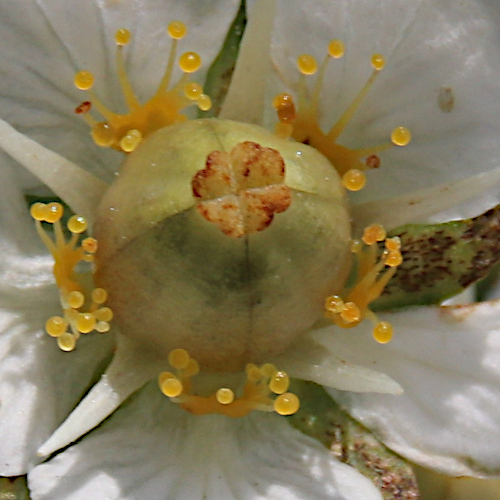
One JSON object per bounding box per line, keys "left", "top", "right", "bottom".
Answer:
{"left": 116, "top": 45, "right": 141, "bottom": 111}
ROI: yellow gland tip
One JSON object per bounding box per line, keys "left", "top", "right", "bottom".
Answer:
{"left": 91, "top": 288, "right": 108, "bottom": 304}
{"left": 45, "top": 316, "right": 67, "bottom": 338}
{"left": 94, "top": 307, "right": 113, "bottom": 322}
{"left": 246, "top": 364, "right": 263, "bottom": 382}
{"left": 269, "top": 371, "right": 290, "bottom": 395}
{"left": 342, "top": 169, "right": 366, "bottom": 191}
{"left": 297, "top": 54, "right": 318, "bottom": 75}
{"left": 30, "top": 202, "right": 48, "bottom": 221}
{"left": 385, "top": 237, "right": 401, "bottom": 252}
{"left": 371, "top": 54, "right": 385, "bottom": 71}
{"left": 74, "top": 70, "right": 94, "bottom": 91}
{"left": 57, "top": 332, "right": 77, "bottom": 352}
{"left": 373, "top": 321, "right": 393, "bottom": 344}
{"left": 184, "top": 82, "right": 203, "bottom": 100}
{"left": 340, "top": 301, "right": 361, "bottom": 323}
{"left": 92, "top": 122, "right": 115, "bottom": 147}
{"left": 328, "top": 39, "right": 345, "bottom": 58}
{"left": 160, "top": 377, "right": 184, "bottom": 398}
{"left": 325, "top": 295, "right": 345, "bottom": 313}
{"left": 385, "top": 250, "right": 403, "bottom": 267}
{"left": 67, "top": 290, "right": 85, "bottom": 309}
{"left": 362, "top": 224, "right": 386, "bottom": 245}
{"left": 179, "top": 51, "right": 202, "bottom": 73}
{"left": 115, "top": 28, "right": 131, "bottom": 46}
{"left": 67, "top": 215, "right": 87, "bottom": 234}
{"left": 95, "top": 321, "right": 111, "bottom": 333}
{"left": 197, "top": 94, "right": 212, "bottom": 112}
{"left": 168, "top": 348, "right": 191, "bottom": 370}
{"left": 168, "top": 20, "right": 187, "bottom": 40}
{"left": 216, "top": 388, "right": 235, "bottom": 405}
{"left": 77, "top": 312, "right": 96, "bottom": 334}
{"left": 391, "top": 126, "right": 411, "bottom": 146}
{"left": 261, "top": 363, "right": 277, "bottom": 378}
{"left": 274, "top": 393, "right": 300, "bottom": 416}
{"left": 119, "top": 129, "right": 142, "bottom": 152}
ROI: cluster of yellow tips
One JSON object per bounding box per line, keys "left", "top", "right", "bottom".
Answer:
{"left": 74, "top": 21, "right": 212, "bottom": 153}
{"left": 30, "top": 202, "right": 112, "bottom": 351}
{"left": 158, "top": 349, "right": 300, "bottom": 418}
{"left": 273, "top": 42, "right": 411, "bottom": 190}
{"left": 325, "top": 224, "right": 403, "bottom": 344}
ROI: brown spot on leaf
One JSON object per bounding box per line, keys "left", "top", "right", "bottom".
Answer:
{"left": 192, "top": 141, "right": 291, "bottom": 237}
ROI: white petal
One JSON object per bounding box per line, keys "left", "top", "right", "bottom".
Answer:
{"left": 29, "top": 383, "right": 382, "bottom": 500}
{"left": 314, "top": 300, "right": 500, "bottom": 477}
{"left": 38, "top": 335, "right": 162, "bottom": 458}
{"left": 271, "top": 0, "right": 500, "bottom": 201}
{"left": 0, "top": 0, "right": 240, "bottom": 182}
{"left": 274, "top": 337, "right": 403, "bottom": 394}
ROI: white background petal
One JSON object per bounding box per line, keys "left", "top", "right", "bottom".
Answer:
{"left": 314, "top": 300, "right": 500, "bottom": 477}
{"left": 29, "top": 383, "right": 382, "bottom": 500}
{"left": 271, "top": 0, "right": 500, "bottom": 203}
{"left": 0, "top": 170, "right": 115, "bottom": 475}
{"left": 0, "top": 0, "right": 240, "bottom": 184}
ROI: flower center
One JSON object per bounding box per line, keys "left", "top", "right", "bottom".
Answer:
{"left": 29, "top": 22, "right": 407, "bottom": 418}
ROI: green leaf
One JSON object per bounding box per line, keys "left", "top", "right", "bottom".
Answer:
{"left": 372, "top": 204, "right": 500, "bottom": 311}
{"left": 0, "top": 477, "right": 30, "bottom": 500}
{"left": 198, "top": 0, "right": 246, "bottom": 118}
{"left": 288, "top": 380, "right": 419, "bottom": 500}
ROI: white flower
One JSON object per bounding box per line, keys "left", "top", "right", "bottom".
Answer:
{"left": 1, "top": 1, "right": 500, "bottom": 499}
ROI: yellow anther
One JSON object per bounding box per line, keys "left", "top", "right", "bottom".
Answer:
{"left": 168, "top": 20, "right": 187, "bottom": 40}
{"left": 246, "top": 364, "right": 263, "bottom": 382}
{"left": 184, "top": 82, "right": 203, "bottom": 100}
{"left": 274, "top": 393, "right": 300, "bottom": 415}
{"left": 94, "top": 307, "right": 113, "bottom": 322}
{"left": 342, "top": 169, "right": 366, "bottom": 191}
{"left": 57, "top": 332, "right": 77, "bottom": 352}
{"left": 297, "top": 54, "right": 318, "bottom": 75}
{"left": 160, "top": 377, "right": 183, "bottom": 398}
{"left": 179, "top": 51, "right": 201, "bottom": 73}
{"left": 30, "top": 202, "right": 48, "bottom": 221}
{"left": 95, "top": 321, "right": 111, "bottom": 333}
{"left": 158, "top": 371, "right": 175, "bottom": 386}
{"left": 340, "top": 302, "right": 361, "bottom": 323}
{"left": 273, "top": 92, "right": 296, "bottom": 124}
{"left": 385, "top": 250, "right": 403, "bottom": 267}
{"left": 362, "top": 224, "right": 386, "bottom": 246}
{"left": 76, "top": 312, "right": 96, "bottom": 334}
{"left": 216, "top": 388, "right": 235, "bottom": 405}
{"left": 371, "top": 54, "right": 385, "bottom": 71}
{"left": 269, "top": 371, "right": 290, "bottom": 395}
{"left": 325, "top": 295, "right": 344, "bottom": 313}
{"left": 168, "top": 348, "right": 190, "bottom": 370}
{"left": 261, "top": 363, "right": 277, "bottom": 378}
{"left": 74, "top": 70, "right": 94, "bottom": 90}
{"left": 67, "top": 290, "right": 85, "bottom": 309}
{"left": 391, "top": 126, "right": 411, "bottom": 146}
{"left": 45, "top": 316, "right": 67, "bottom": 338}
{"left": 67, "top": 215, "right": 87, "bottom": 234}
{"left": 197, "top": 94, "right": 212, "bottom": 111}
{"left": 328, "top": 39, "right": 345, "bottom": 58}
{"left": 373, "top": 321, "right": 393, "bottom": 344}
{"left": 92, "top": 122, "right": 115, "bottom": 147}
{"left": 115, "top": 28, "right": 131, "bottom": 46}
{"left": 82, "top": 237, "right": 98, "bottom": 253}
{"left": 385, "top": 237, "right": 401, "bottom": 252}
{"left": 91, "top": 288, "right": 108, "bottom": 304}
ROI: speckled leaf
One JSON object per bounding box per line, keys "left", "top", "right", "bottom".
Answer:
{"left": 372, "top": 205, "right": 500, "bottom": 311}
{"left": 288, "top": 380, "right": 419, "bottom": 500}
{"left": 199, "top": 0, "right": 246, "bottom": 118}
{"left": 0, "top": 477, "right": 30, "bottom": 500}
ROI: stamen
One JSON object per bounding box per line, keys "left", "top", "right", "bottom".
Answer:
{"left": 158, "top": 350, "right": 300, "bottom": 418}
{"left": 30, "top": 203, "right": 112, "bottom": 351}
{"left": 273, "top": 44, "right": 411, "bottom": 184}
{"left": 74, "top": 22, "right": 211, "bottom": 153}
{"left": 325, "top": 223, "right": 402, "bottom": 343}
